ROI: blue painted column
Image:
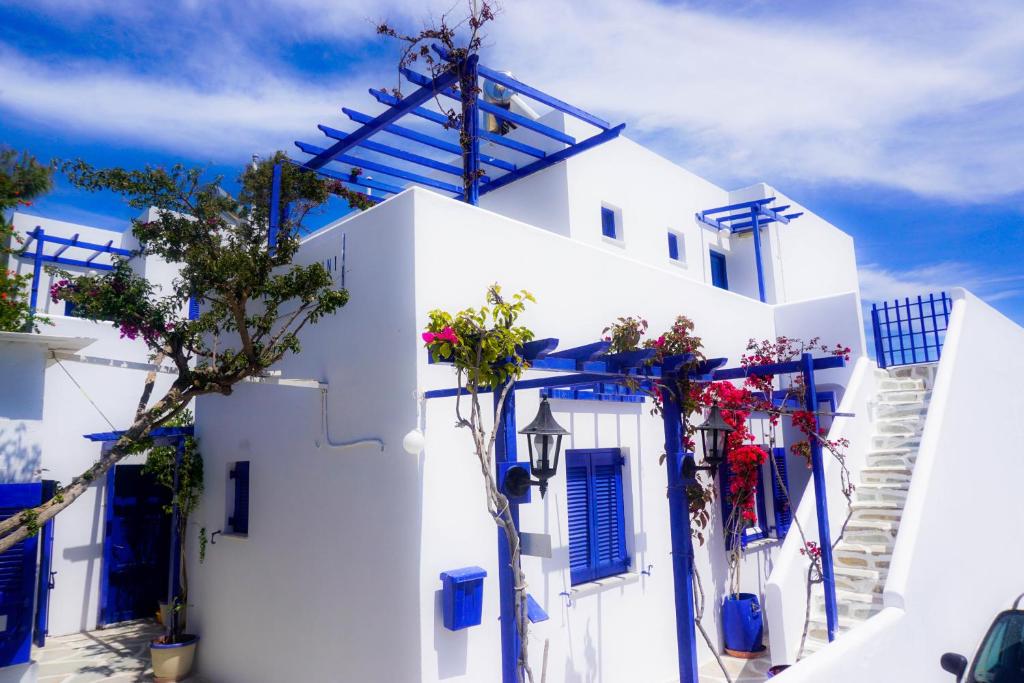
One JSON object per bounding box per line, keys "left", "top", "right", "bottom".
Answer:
{"left": 801, "top": 353, "right": 838, "bottom": 640}
{"left": 663, "top": 383, "right": 699, "bottom": 683}
{"left": 29, "top": 228, "right": 44, "bottom": 312}
{"left": 494, "top": 387, "right": 520, "bottom": 683}
{"left": 461, "top": 55, "right": 481, "bottom": 206}
{"left": 166, "top": 438, "right": 185, "bottom": 639}
{"left": 750, "top": 210, "right": 767, "bottom": 303}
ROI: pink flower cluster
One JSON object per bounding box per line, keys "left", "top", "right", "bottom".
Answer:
{"left": 49, "top": 279, "right": 72, "bottom": 303}
{"left": 422, "top": 326, "right": 459, "bottom": 346}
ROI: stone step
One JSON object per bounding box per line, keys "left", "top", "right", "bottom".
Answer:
{"left": 875, "top": 389, "right": 928, "bottom": 405}
{"left": 866, "top": 449, "right": 917, "bottom": 468}
{"left": 808, "top": 614, "right": 864, "bottom": 642}
{"left": 872, "top": 434, "right": 922, "bottom": 450}
{"left": 877, "top": 378, "right": 925, "bottom": 391}
{"left": 834, "top": 565, "right": 885, "bottom": 593}
{"left": 875, "top": 402, "right": 928, "bottom": 420}
{"left": 835, "top": 545, "right": 892, "bottom": 571}
{"left": 861, "top": 466, "right": 912, "bottom": 485}
{"left": 813, "top": 588, "right": 885, "bottom": 620}
{"left": 855, "top": 483, "right": 909, "bottom": 504}
{"left": 844, "top": 519, "right": 900, "bottom": 545}
{"left": 874, "top": 417, "right": 924, "bottom": 436}
{"left": 887, "top": 364, "right": 938, "bottom": 382}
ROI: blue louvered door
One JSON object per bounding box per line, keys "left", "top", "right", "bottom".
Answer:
{"left": 566, "top": 449, "right": 628, "bottom": 585}
{"left": 100, "top": 465, "right": 171, "bottom": 626}
{"left": 770, "top": 447, "right": 792, "bottom": 538}
{"left": 0, "top": 483, "right": 42, "bottom": 667}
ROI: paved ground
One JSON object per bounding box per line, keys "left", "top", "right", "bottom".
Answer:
{"left": 33, "top": 620, "right": 204, "bottom": 683}
{"left": 699, "top": 650, "right": 774, "bottom": 682}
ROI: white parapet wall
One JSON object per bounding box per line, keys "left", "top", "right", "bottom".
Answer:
{"left": 774, "top": 289, "right": 1024, "bottom": 680}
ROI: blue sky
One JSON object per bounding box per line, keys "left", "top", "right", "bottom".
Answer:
{"left": 1, "top": 0, "right": 1022, "bottom": 326}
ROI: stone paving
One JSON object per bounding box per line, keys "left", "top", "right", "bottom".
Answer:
{"left": 33, "top": 620, "right": 204, "bottom": 683}
{"left": 699, "top": 650, "right": 774, "bottom": 682}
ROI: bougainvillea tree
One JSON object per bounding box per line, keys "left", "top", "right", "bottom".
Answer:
{"left": 0, "top": 152, "right": 358, "bottom": 554}
{"left": 422, "top": 284, "right": 539, "bottom": 683}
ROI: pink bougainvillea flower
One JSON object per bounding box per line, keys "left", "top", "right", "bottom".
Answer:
{"left": 422, "top": 331, "right": 437, "bottom": 344}
{"left": 436, "top": 326, "right": 460, "bottom": 345}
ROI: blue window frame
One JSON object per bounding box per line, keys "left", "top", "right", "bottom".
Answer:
{"left": 566, "top": 448, "right": 629, "bottom": 584}
{"left": 668, "top": 232, "right": 680, "bottom": 261}
{"left": 710, "top": 250, "right": 728, "bottom": 290}
{"left": 228, "top": 461, "right": 250, "bottom": 535}
{"left": 600, "top": 206, "right": 618, "bottom": 239}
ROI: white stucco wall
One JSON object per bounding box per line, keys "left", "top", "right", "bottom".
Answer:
{"left": 776, "top": 290, "right": 1024, "bottom": 680}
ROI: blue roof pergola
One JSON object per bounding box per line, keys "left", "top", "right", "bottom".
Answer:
{"left": 18, "top": 227, "right": 134, "bottom": 312}
{"left": 696, "top": 198, "right": 804, "bottom": 304}
{"left": 292, "top": 44, "right": 625, "bottom": 207}
{"left": 425, "top": 335, "right": 846, "bottom": 682}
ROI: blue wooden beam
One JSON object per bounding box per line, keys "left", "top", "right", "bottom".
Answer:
{"left": 303, "top": 67, "right": 460, "bottom": 170}
{"left": 479, "top": 124, "right": 625, "bottom": 196}
{"left": 268, "top": 163, "right": 282, "bottom": 253}
{"left": 295, "top": 141, "right": 462, "bottom": 195}
{"left": 547, "top": 340, "right": 611, "bottom": 361}
{"left": 38, "top": 255, "right": 116, "bottom": 270}
{"left": 700, "top": 198, "right": 775, "bottom": 215}
{"left": 727, "top": 213, "right": 803, "bottom": 232}
{"left": 86, "top": 240, "right": 115, "bottom": 264}
{"left": 319, "top": 124, "right": 467, "bottom": 179}
{"left": 430, "top": 43, "right": 613, "bottom": 131}
{"left": 51, "top": 233, "right": 79, "bottom": 260}
{"left": 712, "top": 355, "right": 845, "bottom": 380}
{"left": 343, "top": 106, "right": 516, "bottom": 173}
{"left": 308, "top": 164, "right": 402, "bottom": 195}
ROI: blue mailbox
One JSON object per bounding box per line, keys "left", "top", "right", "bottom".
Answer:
{"left": 439, "top": 566, "right": 487, "bottom": 631}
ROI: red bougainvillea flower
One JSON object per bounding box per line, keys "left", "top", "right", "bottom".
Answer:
{"left": 422, "top": 326, "right": 460, "bottom": 346}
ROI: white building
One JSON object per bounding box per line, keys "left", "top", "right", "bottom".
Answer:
{"left": 2, "top": 72, "right": 1023, "bottom": 683}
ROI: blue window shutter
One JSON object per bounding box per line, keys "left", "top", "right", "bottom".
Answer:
{"left": 566, "top": 449, "right": 628, "bottom": 585}
{"left": 188, "top": 296, "right": 199, "bottom": 320}
{"left": 710, "top": 251, "right": 728, "bottom": 290}
{"left": 770, "top": 447, "right": 792, "bottom": 538}
{"left": 229, "top": 461, "right": 250, "bottom": 535}
{"left": 64, "top": 301, "right": 77, "bottom": 318}
{"left": 668, "top": 232, "right": 679, "bottom": 260}
{"left": 601, "top": 207, "right": 617, "bottom": 239}
{"left": 566, "top": 463, "right": 592, "bottom": 585}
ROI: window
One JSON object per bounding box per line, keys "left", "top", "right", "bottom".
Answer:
{"left": 668, "top": 231, "right": 686, "bottom": 263}
{"left": 600, "top": 206, "right": 619, "bottom": 240}
{"left": 719, "top": 446, "right": 791, "bottom": 548}
{"left": 228, "top": 461, "right": 250, "bottom": 535}
{"left": 64, "top": 300, "right": 80, "bottom": 318}
{"left": 710, "top": 250, "right": 728, "bottom": 290}
{"left": 566, "top": 448, "right": 629, "bottom": 584}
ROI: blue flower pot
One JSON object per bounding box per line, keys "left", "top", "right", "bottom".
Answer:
{"left": 722, "top": 593, "right": 764, "bottom": 653}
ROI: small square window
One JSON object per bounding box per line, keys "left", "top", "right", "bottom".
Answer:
{"left": 668, "top": 231, "right": 685, "bottom": 262}
{"left": 600, "top": 206, "right": 619, "bottom": 240}
{"left": 228, "top": 461, "right": 250, "bottom": 536}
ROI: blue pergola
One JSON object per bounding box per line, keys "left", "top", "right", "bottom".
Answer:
{"left": 696, "top": 199, "right": 804, "bottom": 303}
{"left": 426, "top": 338, "right": 844, "bottom": 682}
{"left": 18, "top": 227, "right": 133, "bottom": 311}
{"left": 292, "top": 44, "right": 625, "bottom": 207}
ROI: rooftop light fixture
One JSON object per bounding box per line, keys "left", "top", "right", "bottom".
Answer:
{"left": 507, "top": 397, "right": 570, "bottom": 498}
{"left": 683, "top": 403, "right": 734, "bottom": 480}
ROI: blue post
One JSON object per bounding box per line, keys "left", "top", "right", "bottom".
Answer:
{"left": 461, "top": 56, "right": 481, "bottom": 206}
{"left": 870, "top": 304, "right": 886, "bottom": 369}
{"left": 494, "top": 387, "right": 520, "bottom": 682}
{"left": 750, "top": 211, "right": 767, "bottom": 303}
{"left": 801, "top": 352, "right": 838, "bottom": 641}
{"left": 269, "top": 163, "right": 282, "bottom": 253}
{"left": 29, "top": 228, "right": 44, "bottom": 312}
{"left": 663, "top": 384, "right": 699, "bottom": 683}
{"left": 166, "top": 438, "right": 184, "bottom": 639}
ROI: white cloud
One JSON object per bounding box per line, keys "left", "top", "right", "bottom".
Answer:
{"left": 1, "top": 0, "right": 1022, "bottom": 200}
{"left": 858, "top": 262, "right": 1024, "bottom": 304}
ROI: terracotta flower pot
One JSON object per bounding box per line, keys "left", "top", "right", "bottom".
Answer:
{"left": 150, "top": 634, "right": 199, "bottom": 682}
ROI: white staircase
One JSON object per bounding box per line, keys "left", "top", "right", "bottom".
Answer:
{"left": 802, "top": 364, "right": 937, "bottom": 655}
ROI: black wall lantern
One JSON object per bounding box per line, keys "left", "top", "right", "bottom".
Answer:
{"left": 682, "top": 404, "right": 735, "bottom": 480}
{"left": 505, "top": 397, "right": 570, "bottom": 498}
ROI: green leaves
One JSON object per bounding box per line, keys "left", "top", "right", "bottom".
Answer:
{"left": 423, "top": 284, "right": 536, "bottom": 391}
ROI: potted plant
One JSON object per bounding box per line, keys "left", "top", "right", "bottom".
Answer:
{"left": 144, "top": 412, "right": 203, "bottom": 682}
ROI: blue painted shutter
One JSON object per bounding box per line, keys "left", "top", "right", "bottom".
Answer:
{"left": 229, "top": 461, "right": 250, "bottom": 535}
{"left": 566, "top": 463, "right": 592, "bottom": 585}
{"left": 64, "top": 300, "right": 77, "bottom": 317}
{"left": 0, "top": 483, "right": 42, "bottom": 667}
{"left": 770, "top": 447, "right": 792, "bottom": 538}
{"left": 718, "top": 460, "right": 737, "bottom": 550}
{"left": 601, "top": 207, "right": 616, "bottom": 238}
{"left": 668, "top": 232, "right": 679, "bottom": 260}
{"left": 33, "top": 480, "right": 57, "bottom": 648}
{"left": 566, "top": 450, "right": 628, "bottom": 585}
{"left": 188, "top": 296, "right": 199, "bottom": 320}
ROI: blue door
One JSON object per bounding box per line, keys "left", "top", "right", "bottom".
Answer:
{"left": 32, "top": 481, "right": 56, "bottom": 648}
{"left": 100, "top": 466, "right": 171, "bottom": 626}
{"left": 710, "top": 250, "right": 729, "bottom": 290}
{"left": 0, "top": 483, "right": 42, "bottom": 667}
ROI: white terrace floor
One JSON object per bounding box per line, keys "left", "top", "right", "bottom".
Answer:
{"left": 33, "top": 621, "right": 205, "bottom": 683}
{"left": 699, "top": 651, "right": 774, "bottom": 682}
